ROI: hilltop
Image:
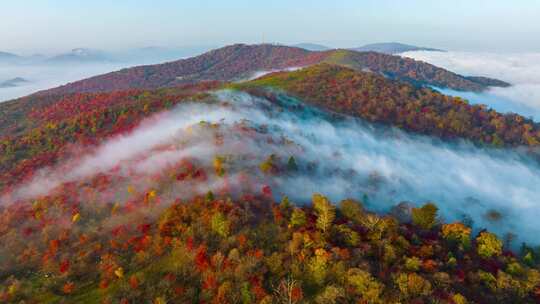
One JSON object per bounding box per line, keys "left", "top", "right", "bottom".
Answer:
{"left": 33, "top": 44, "right": 508, "bottom": 97}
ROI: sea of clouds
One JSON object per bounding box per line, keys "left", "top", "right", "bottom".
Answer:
{"left": 0, "top": 63, "right": 132, "bottom": 102}
{"left": 402, "top": 51, "right": 540, "bottom": 120}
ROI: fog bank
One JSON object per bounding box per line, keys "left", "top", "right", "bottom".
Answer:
{"left": 0, "top": 63, "right": 131, "bottom": 102}
{"left": 5, "top": 90, "right": 540, "bottom": 245}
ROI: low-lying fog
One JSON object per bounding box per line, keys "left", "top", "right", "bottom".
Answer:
{"left": 0, "top": 46, "right": 215, "bottom": 102}
{"left": 5, "top": 90, "right": 540, "bottom": 246}
{"left": 0, "top": 63, "right": 133, "bottom": 102}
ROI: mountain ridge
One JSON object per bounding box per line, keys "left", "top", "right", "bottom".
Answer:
{"left": 234, "top": 63, "right": 538, "bottom": 147}
{"left": 31, "top": 44, "right": 507, "bottom": 97}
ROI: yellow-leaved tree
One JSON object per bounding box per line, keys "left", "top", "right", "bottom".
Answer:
{"left": 312, "top": 194, "right": 335, "bottom": 234}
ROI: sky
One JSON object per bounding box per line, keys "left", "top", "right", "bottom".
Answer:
{"left": 2, "top": 0, "right": 540, "bottom": 54}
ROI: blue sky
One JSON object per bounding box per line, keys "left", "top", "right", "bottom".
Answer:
{"left": 2, "top": 0, "right": 540, "bottom": 53}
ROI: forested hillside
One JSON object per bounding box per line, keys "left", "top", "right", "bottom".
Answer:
{"left": 2, "top": 89, "right": 539, "bottom": 303}
{"left": 1, "top": 63, "right": 536, "bottom": 198}
{"left": 0, "top": 82, "right": 221, "bottom": 190}
{"left": 236, "top": 64, "right": 538, "bottom": 147}
{"left": 0, "top": 50, "right": 537, "bottom": 304}
{"left": 3, "top": 190, "right": 540, "bottom": 303}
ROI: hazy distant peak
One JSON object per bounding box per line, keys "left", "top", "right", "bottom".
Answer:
{"left": 71, "top": 48, "right": 96, "bottom": 56}
{"left": 0, "top": 51, "right": 22, "bottom": 64}
{"left": 291, "top": 43, "right": 331, "bottom": 51}
{"left": 47, "top": 48, "right": 112, "bottom": 64}
{"left": 0, "top": 77, "right": 29, "bottom": 88}
{"left": 0, "top": 51, "right": 20, "bottom": 58}
{"left": 353, "top": 42, "right": 445, "bottom": 54}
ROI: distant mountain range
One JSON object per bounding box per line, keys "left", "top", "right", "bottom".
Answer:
{"left": 0, "top": 77, "right": 29, "bottom": 88}
{"left": 46, "top": 48, "right": 113, "bottom": 64}
{"left": 0, "top": 42, "right": 445, "bottom": 67}
{"left": 0, "top": 51, "right": 19, "bottom": 59}
{"left": 0, "top": 51, "right": 22, "bottom": 64}
{"left": 0, "top": 46, "right": 214, "bottom": 66}
{"left": 292, "top": 42, "right": 445, "bottom": 54}
{"left": 352, "top": 42, "right": 445, "bottom": 54}
{"left": 0, "top": 51, "right": 47, "bottom": 64}
{"left": 0, "top": 48, "right": 113, "bottom": 65}
{"left": 122, "top": 46, "right": 215, "bottom": 64}
{"left": 291, "top": 43, "right": 331, "bottom": 51}
{"left": 35, "top": 43, "right": 507, "bottom": 97}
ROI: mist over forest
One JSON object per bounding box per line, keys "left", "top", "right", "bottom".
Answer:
{"left": 2, "top": 2, "right": 540, "bottom": 299}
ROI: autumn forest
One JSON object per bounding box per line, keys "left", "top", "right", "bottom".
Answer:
{"left": 1, "top": 43, "right": 540, "bottom": 304}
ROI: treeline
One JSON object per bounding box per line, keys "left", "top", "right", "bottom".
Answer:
{"left": 237, "top": 64, "right": 540, "bottom": 147}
